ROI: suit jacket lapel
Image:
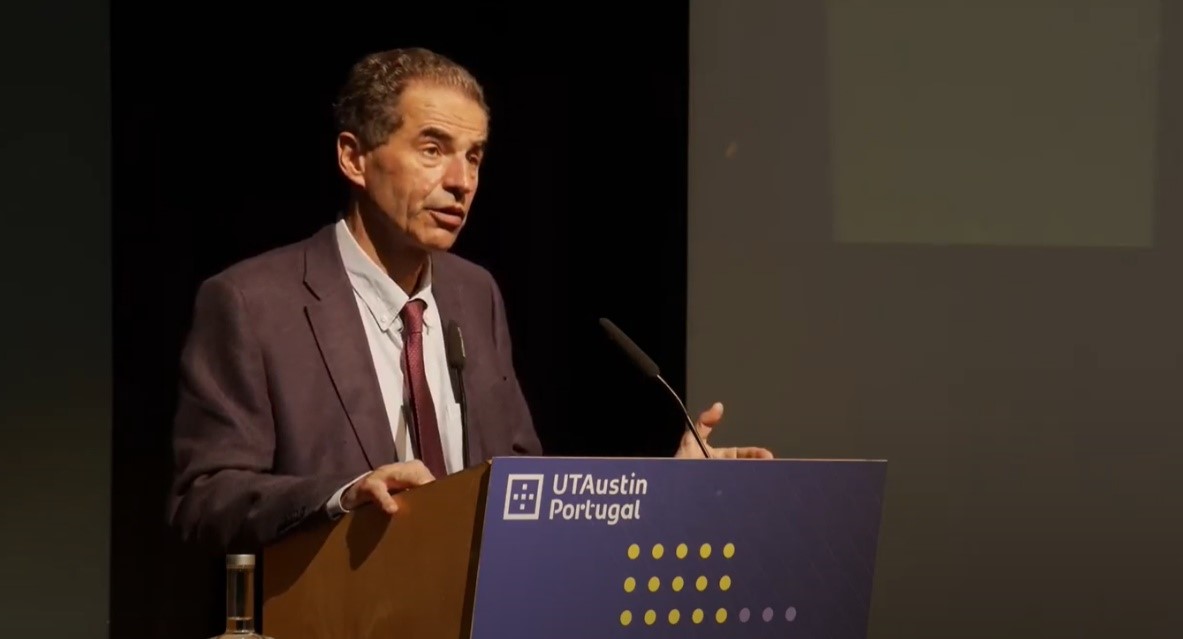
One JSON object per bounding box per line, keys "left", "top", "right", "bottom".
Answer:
{"left": 302, "top": 225, "right": 395, "bottom": 470}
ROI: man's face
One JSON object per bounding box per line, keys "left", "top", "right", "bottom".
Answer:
{"left": 349, "top": 81, "right": 488, "bottom": 252}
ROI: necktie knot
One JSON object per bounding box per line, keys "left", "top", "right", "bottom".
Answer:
{"left": 400, "top": 299, "right": 427, "bottom": 334}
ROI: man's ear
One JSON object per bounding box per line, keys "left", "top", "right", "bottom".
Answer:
{"left": 336, "top": 132, "right": 366, "bottom": 188}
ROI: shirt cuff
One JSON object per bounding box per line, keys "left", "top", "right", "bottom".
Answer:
{"left": 325, "top": 472, "right": 370, "bottom": 520}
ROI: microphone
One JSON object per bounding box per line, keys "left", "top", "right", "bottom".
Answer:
{"left": 445, "top": 321, "right": 470, "bottom": 464}
{"left": 445, "top": 321, "right": 467, "bottom": 371}
{"left": 598, "top": 318, "right": 711, "bottom": 459}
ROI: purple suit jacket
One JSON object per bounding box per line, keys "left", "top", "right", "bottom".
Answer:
{"left": 167, "top": 224, "right": 542, "bottom": 552}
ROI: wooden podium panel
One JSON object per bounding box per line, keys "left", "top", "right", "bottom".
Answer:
{"left": 260, "top": 463, "right": 492, "bottom": 639}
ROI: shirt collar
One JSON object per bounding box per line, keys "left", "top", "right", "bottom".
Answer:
{"left": 334, "top": 218, "right": 439, "bottom": 333}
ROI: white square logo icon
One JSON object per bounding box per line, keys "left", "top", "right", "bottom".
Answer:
{"left": 503, "top": 474, "right": 544, "bottom": 520}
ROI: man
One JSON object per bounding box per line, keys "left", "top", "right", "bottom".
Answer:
{"left": 168, "top": 47, "right": 771, "bottom": 553}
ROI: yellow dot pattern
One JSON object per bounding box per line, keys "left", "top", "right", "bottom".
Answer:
{"left": 620, "top": 541, "right": 737, "bottom": 626}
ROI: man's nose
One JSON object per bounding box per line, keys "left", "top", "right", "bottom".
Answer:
{"left": 442, "top": 155, "right": 476, "bottom": 195}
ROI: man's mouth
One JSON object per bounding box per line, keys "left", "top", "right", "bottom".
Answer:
{"left": 429, "top": 207, "right": 465, "bottom": 230}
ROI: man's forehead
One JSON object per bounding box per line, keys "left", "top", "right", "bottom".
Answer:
{"left": 399, "top": 84, "right": 488, "bottom": 139}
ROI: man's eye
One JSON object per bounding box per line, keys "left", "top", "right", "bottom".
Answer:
{"left": 422, "top": 146, "right": 441, "bottom": 157}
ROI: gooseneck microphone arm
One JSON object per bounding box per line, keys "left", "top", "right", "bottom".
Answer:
{"left": 598, "top": 318, "right": 711, "bottom": 459}
{"left": 654, "top": 373, "right": 711, "bottom": 459}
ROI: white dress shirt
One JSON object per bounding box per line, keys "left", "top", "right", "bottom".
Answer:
{"left": 325, "top": 218, "right": 464, "bottom": 517}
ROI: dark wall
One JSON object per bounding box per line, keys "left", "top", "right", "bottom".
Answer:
{"left": 0, "top": 0, "right": 110, "bottom": 636}
{"left": 111, "top": 6, "right": 689, "bottom": 637}
{"left": 688, "top": 2, "right": 1182, "bottom": 638}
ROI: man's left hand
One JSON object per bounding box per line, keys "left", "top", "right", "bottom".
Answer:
{"left": 674, "top": 402, "right": 774, "bottom": 459}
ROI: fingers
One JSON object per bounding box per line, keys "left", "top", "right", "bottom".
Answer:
{"left": 696, "top": 401, "right": 724, "bottom": 427}
{"left": 347, "top": 461, "right": 438, "bottom": 515}
{"left": 708, "top": 446, "right": 775, "bottom": 460}
{"left": 695, "top": 401, "right": 724, "bottom": 440}
{"left": 688, "top": 401, "right": 773, "bottom": 461}
{"left": 382, "top": 460, "right": 436, "bottom": 489}
{"left": 358, "top": 475, "right": 400, "bottom": 514}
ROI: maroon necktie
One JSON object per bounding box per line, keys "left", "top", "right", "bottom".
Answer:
{"left": 400, "top": 299, "right": 447, "bottom": 478}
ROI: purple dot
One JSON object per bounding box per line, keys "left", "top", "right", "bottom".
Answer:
{"left": 762, "top": 607, "right": 774, "bottom": 622}
{"left": 785, "top": 607, "right": 797, "bottom": 622}
{"left": 739, "top": 608, "right": 750, "bottom": 622}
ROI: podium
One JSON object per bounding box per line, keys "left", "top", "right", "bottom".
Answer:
{"left": 260, "top": 456, "right": 887, "bottom": 639}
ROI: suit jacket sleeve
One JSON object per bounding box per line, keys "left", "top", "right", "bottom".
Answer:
{"left": 489, "top": 276, "right": 543, "bottom": 456}
{"left": 167, "top": 276, "right": 359, "bottom": 552}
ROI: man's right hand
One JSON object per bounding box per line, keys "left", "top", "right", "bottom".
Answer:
{"left": 340, "top": 460, "right": 436, "bottom": 514}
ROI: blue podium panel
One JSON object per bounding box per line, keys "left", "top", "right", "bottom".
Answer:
{"left": 468, "top": 457, "right": 887, "bottom": 639}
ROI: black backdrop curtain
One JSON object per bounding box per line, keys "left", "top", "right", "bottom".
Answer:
{"left": 111, "top": 5, "right": 690, "bottom": 636}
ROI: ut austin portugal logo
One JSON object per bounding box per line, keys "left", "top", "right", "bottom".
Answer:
{"left": 503, "top": 473, "right": 544, "bottom": 520}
